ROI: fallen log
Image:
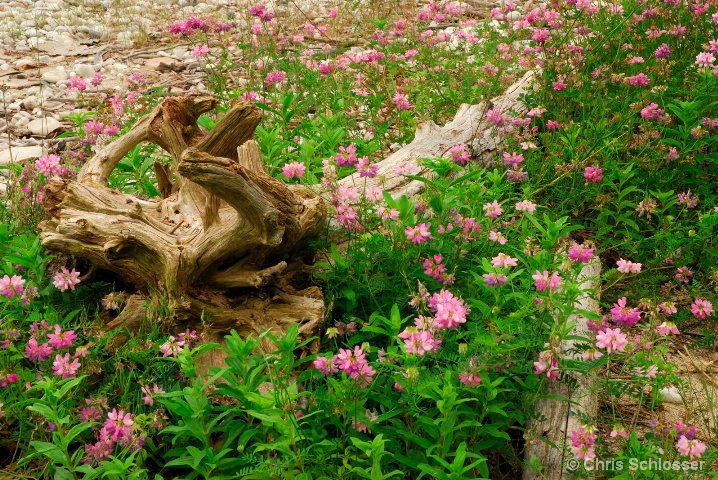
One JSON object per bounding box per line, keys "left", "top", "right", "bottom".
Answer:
{"left": 337, "top": 70, "right": 535, "bottom": 199}
{"left": 522, "top": 260, "right": 601, "bottom": 479}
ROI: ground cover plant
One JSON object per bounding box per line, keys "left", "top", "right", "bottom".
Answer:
{"left": 1, "top": 0, "right": 717, "bottom": 478}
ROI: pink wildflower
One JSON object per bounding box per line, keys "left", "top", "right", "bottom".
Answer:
{"left": 336, "top": 346, "right": 375, "bottom": 386}
{"left": 405, "top": 223, "right": 432, "bottom": 244}
{"left": 265, "top": 70, "right": 286, "bottom": 88}
{"left": 0, "top": 275, "right": 25, "bottom": 298}
{"left": 483, "top": 200, "right": 503, "bottom": 218}
{"left": 25, "top": 338, "right": 54, "bottom": 362}
{"left": 459, "top": 371, "right": 482, "bottom": 386}
{"left": 448, "top": 143, "right": 470, "bottom": 165}
{"left": 36, "top": 154, "right": 63, "bottom": 176}
{"left": 657, "top": 321, "right": 680, "bottom": 336}
{"left": 584, "top": 166, "right": 603, "bottom": 183}
{"left": 483, "top": 272, "right": 507, "bottom": 287}
{"left": 47, "top": 325, "right": 76, "bottom": 350}
{"left": 515, "top": 200, "right": 537, "bottom": 214}
{"left": 675, "top": 266, "right": 692, "bottom": 283}
{"left": 104, "top": 408, "right": 134, "bottom": 442}
{"left": 610, "top": 424, "right": 629, "bottom": 440}
{"left": 533, "top": 270, "right": 562, "bottom": 292}
{"left": 141, "top": 384, "right": 164, "bottom": 406}
{"left": 696, "top": 52, "right": 716, "bottom": 68}
{"left": 428, "top": 290, "right": 469, "bottom": 330}
{"left": 68, "top": 76, "right": 87, "bottom": 92}
{"left": 568, "top": 242, "right": 595, "bottom": 263}
{"left": 393, "top": 92, "right": 412, "bottom": 111}
{"left": 53, "top": 267, "right": 81, "bottom": 292}
{"left": 192, "top": 44, "right": 209, "bottom": 58}
{"left": 676, "top": 436, "right": 706, "bottom": 460}
{"left": 491, "top": 253, "right": 518, "bottom": 268}
{"left": 596, "top": 328, "right": 629, "bottom": 353}
{"left": 552, "top": 76, "right": 567, "bottom": 91}
{"left": 616, "top": 258, "right": 642, "bottom": 274}
{"left": 52, "top": 353, "right": 81, "bottom": 379}
{"left": 610, "top": 297, "right": 642, "bottom": 327}
{"left": 282, "top": 161, "right": 306, "bottom": 180}
{"left": 313, "top": 355, "right": 338, "bottom": 376}
{"left": 627, "top": 73, "right": 650, "bottom": 86}
{"left": 691, "top": 298, "right": 713, "bottom": 319}
{"left": 159, "top": 336, "right": 184, "bottom": 357}
{"left": 400, "top": 328, "right": 437, "bottom": 356}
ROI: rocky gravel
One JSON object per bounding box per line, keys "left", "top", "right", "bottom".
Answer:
{"left": 0, "top": 0, "right": 494, "bottom": 183}
{"left": 0, "top": 0, "right": 265, "bottom": 172}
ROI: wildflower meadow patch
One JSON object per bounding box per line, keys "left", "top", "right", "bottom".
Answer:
{"left": 0, "top": 0, "right": 717, "bottom": 478}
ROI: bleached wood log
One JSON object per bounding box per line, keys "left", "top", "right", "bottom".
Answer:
{"left": 336, "top": 70, "right": 535, "bottom": 199}
{"left": 522, "top": 260, "right": 601, "bottom": 480}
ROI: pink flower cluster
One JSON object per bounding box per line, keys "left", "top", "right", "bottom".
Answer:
{"left": 640, "top": 102, "right": 665, "bottom": 121}
{"left": 53, "top": 266, "right": 81, "bottom": 292}
{"left": 532, "top": 270, "right": 562, "bottom": 292}
{"left": 406, "top": 223, "right": 432, "bottom": 244}
{"left": 616, "top": 258, "right": 642, "bottom": 274}
{"left": 423, "top": 254, "right": 454, "bottom": 285}
{"left": 691, "top": 298, "right": 713, "bottom": 319}
{"left": 314, "top": 345, "right": 375, "bottom": 387}
{"left": 250, "top": 3, "right": 275, "bottom": 22}
{"left": 265, "top": 70, "right": 287, "bottom": 88}
{"left": 448, "top": 143, "right": 470, "bottom": 165}
{"left": 159, "top": 330, "right": 198, "bottom": 357}
{"left": 282, "top": 161, "right": 306, "bottom": 180}
{"left": 397, "top": 289, "right": 469, "bottom": 358}
{"left": 36, "top": 154, "right": 63, "bottom": 177}
{"left": 83, "top": 409, "right": 145, "bottom": 465}
{"left": 67, "top": 76, "right": 87, "bottom": 93}
{"left": 515, "top": 200, "right": 537, "bottom": 214}
{"left": 675, "top": 266, "right": 692, "bottom": 283}
{"left": 676, "top": 435, "right": 706, "bottom": 460}
{"left": 568, "top": 242, "right": 595, "bottom": 263}
{"left": 584, "top": 166, "right": 603, "bottom": 183}
{"left": 483, "top": 200, "right": 503, "bottom": 219}
{"left": 169, "top": 15, "right": 216, "bottom": 36}
{"left": 393, "top": 92, "right": 413, "bottom": 111}
{"left": 595, "top": 327, "right": 629, "bottom": 353}
{"left": 141, "top": 384, "right": 164, "bottom": 406}
{"left": 570, "top": 425, "right": 598, "bottom": 460}
{"left": 0, "top": 274, "right": 24, "bottom": 299}
{"left": 24, "top": 321, "right": 82, "bottom": 378}
{"left": 534, "top": 345, "right": 560, "bottom": 380}
{"left": 0, "top": 373, "right": 19, "bottom": 387}
{"left": 610, "top": 297, "right": 642, "bottom": 327}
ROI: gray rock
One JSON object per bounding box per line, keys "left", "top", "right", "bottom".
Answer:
{"left": 88, "top": 29, "right": 105, "bottom": 40}
{"left": 14, "top": 57, "right": 36, "bottom": 69}
{"left": 41, "top": 69, "right": 68, "bottom": 84}
{"left": 27, "top": 117, "right": 63, "bottom": 137}
{"left": 0, "top": 145, "right": 44, "bottom": 165}
{"left": 74, "top": 63, "right": 95, "bottom": 78}
{"left": 506, "top": 11, "right": 521, "bottom": 21}
{"left": 22, "top": 95, "right": 39, "bottom": 110}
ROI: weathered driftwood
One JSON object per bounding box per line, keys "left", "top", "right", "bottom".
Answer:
{"left": 40, "top": 98, "right": 327, "bottom": 355}
{"left": 522, "top": 261, "right": 601, "bottom": 480}
{"left": 336, "top": 70, "right": 534, "bottom": 199}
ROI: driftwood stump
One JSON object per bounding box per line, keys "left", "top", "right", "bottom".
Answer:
{"left": 40, "top": 98, "right": 327, "bottom": 355}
